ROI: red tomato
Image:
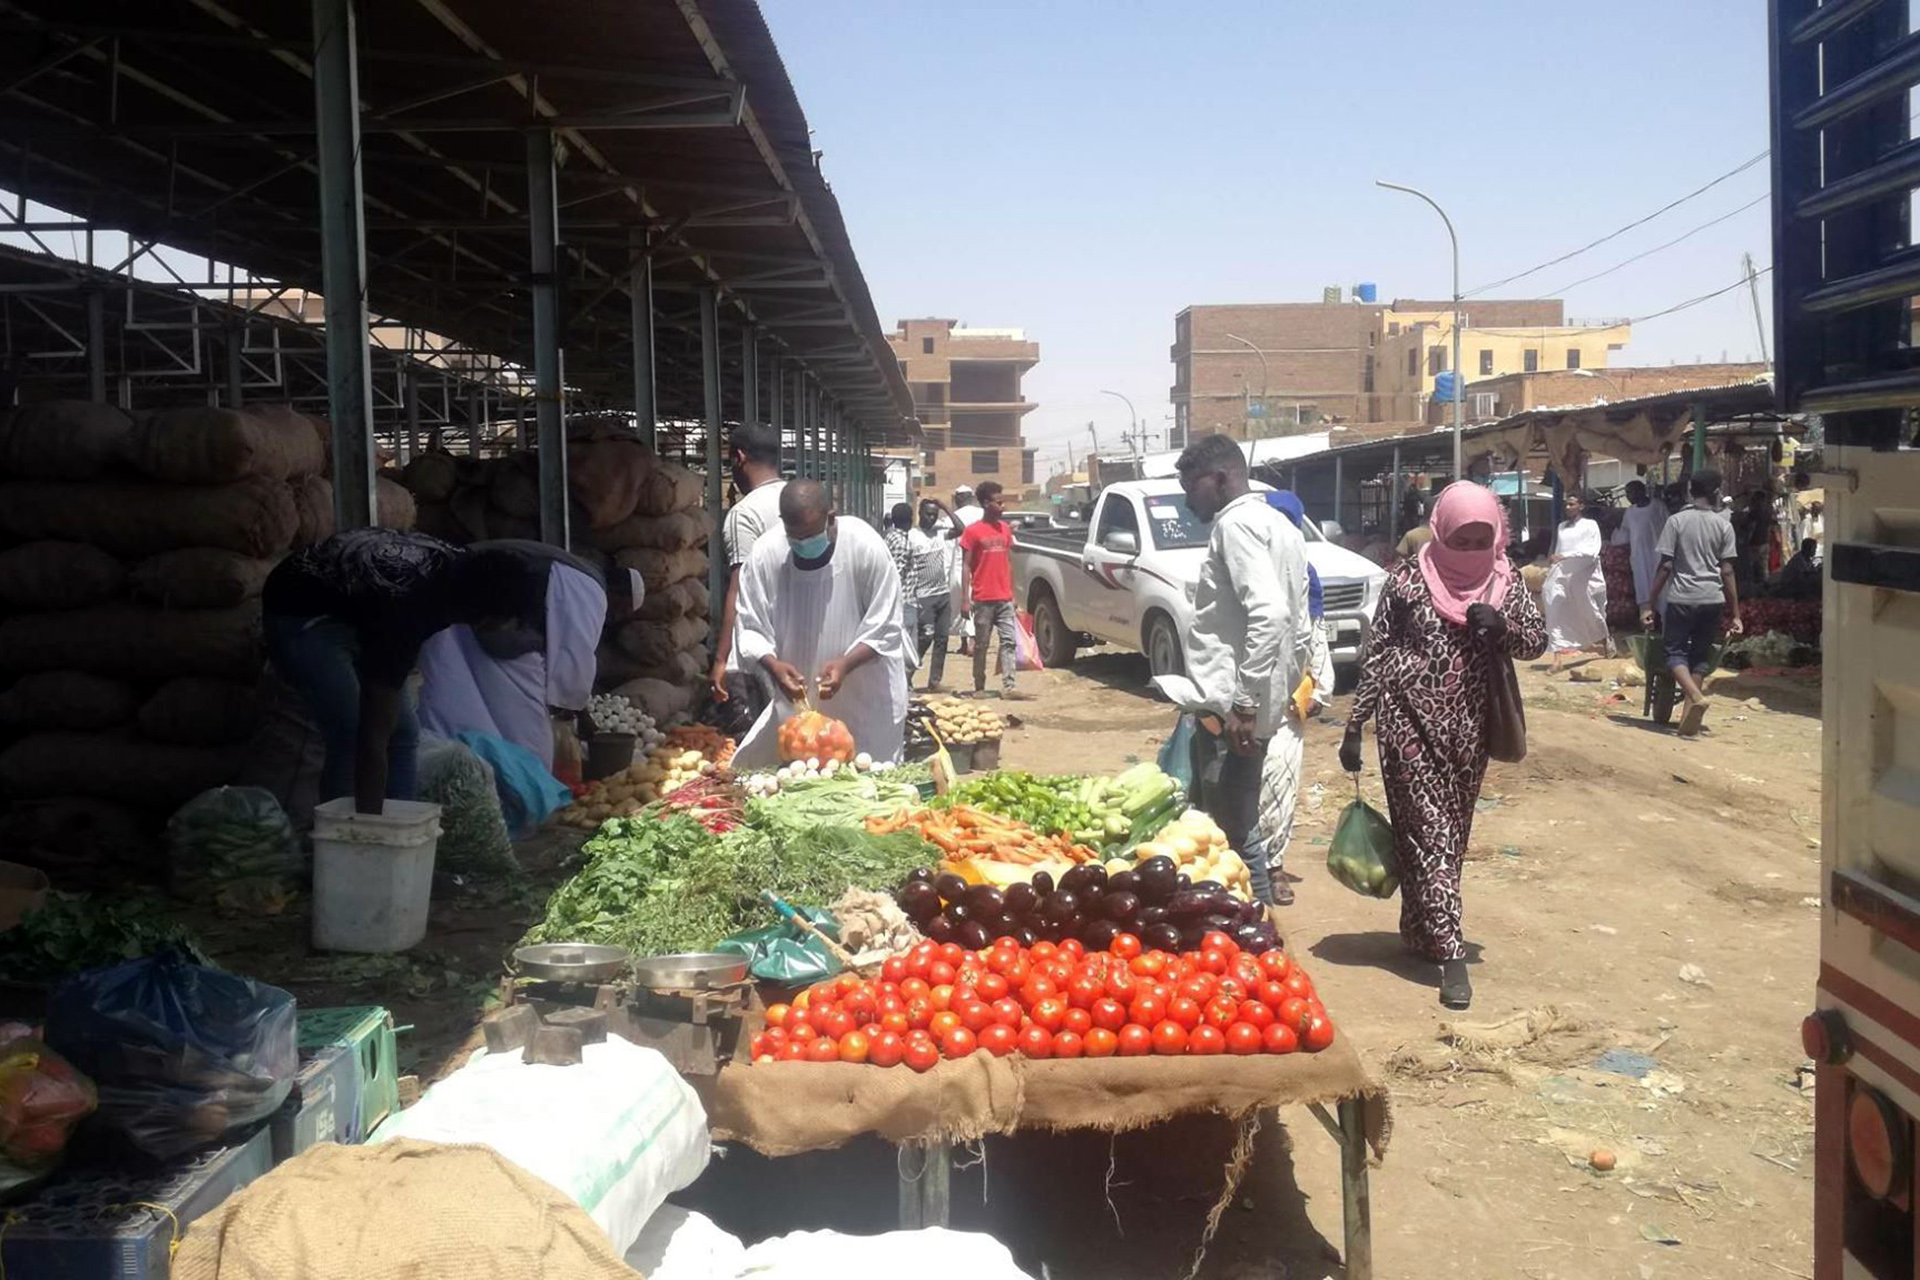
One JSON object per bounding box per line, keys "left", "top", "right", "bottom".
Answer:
{"left": 904, "top": 998, "right": 933, "bottom": 1030}
{"left": 1262, "top": 1023, "right": 1300, "bottom": 1055}
{"left": 1061, "top": 1007, "right": 1094, "bottom": 1037}
{"left": 1044, "top": 959, "right": 1075, "bottom": 986}
{"left": 955, "top": 1001, "right": 992, "bottom": 1033}
{"left": 763, "top": 1027, "right": 788, "bottom": 1048}
{"left": 881, "top": 956, "right": 908, "bottom": 984}
{"left": 834, "top": 973, "right": 863, "bottom": 998}
{"left": 1200, "top": 949, "right": 1230, "bottom": 975}
{"left": 1279, "top": 997, "right": 1312, "bottom": 1032}
{"left": 1117, "top": 1024, "right": 1153, "bottom": 1056}
{"left": 777, "top": 1040, "right": 806, "bottom": 1061}
{"left": 764, "top": 1003, "right": 792, "bottom": 1028}
{"left": 1109, "top": 932, "right": 1143, "bottom": 960}
{"left": 903, "top": 952, "right": 931, "bottom": 981}
{"left": 1201, "top": 932, "right": 1237, "bottom": 955}
{"left": 823, "top": 1010, "right": 857, "bottom": 1040}
{"left": 753, "top": 1053, "right": 776, "bottom": 1066}
{"left": 1189, "top": 1025, "right": 1227, "bottom": 1056}
{"left": 1030, "top": 997, "right": 1067, "bottom": 1033}
{"left": 952, "top": 983, "right": 979, "bottom": 1007}
{"left": 1257, "top": 949, "right": 1292, "bottom": 980}
{"left": 1059, "top": 939, "right": 1086, "bottom": 961}
{"left": 1018, "top": 976, "right": 1058, "bottom": 1007}
{"left": 1204, "top": 997, "right": 1240, "bottom": 1031}
{"left": 1214, "top": 976, "right": 1249, "bottom": 1003}
{"left": 1178, "top": 974, "right": 1217, "bottom": 1004}
{"left": 941, "top": 1026, "right": 978, "bottom": 1059}
{"left": 1237, "top": 1000, "right": 1274, "bottom": 1030}
{"left": 990, "top": 998, "right": 1025, "bottom": 1028}
{"left": 789, "top": 1021, "right": 818, "bottom": 1043}
{"left": 1257, "top": 979, "right": 1290, "bottom": 1007}
{"left": 986, "top": 948, "right": 1018, "bottom": 976}
{"left": 973, "top": 972, "right": 1007, "bottom": 1002}
{"left": 1052, "top": 1030, "right": 1085, "bottom": 1059}
{"left": 1090, "top": 998, "right": 1128, "bottom": 1032}
{"left": 899, "top": 977, "right": 931, "bottom": 1002}
{"left": 1007, "top": 956, "right": 1032, "bottom": 986}
{"left": 929, "top": 1011, "right": 961, "bottom": 1040}
{"left": 861, "top": 1023, "right": 883, "bottom": 1040}
{"left": 805, "top": 1003, "right": 835, "bottom": 1034}
{"left": 904, "top": 1039, "right": 939, "bottom": 1072}
{"left": 1301, "top": 1014, "right": 1336, "bottom": 1053}
{"left": 880, "top": 1011, "right": 911, "bottom": 1035}
{"left": 1128, "top": 993, "right": 1167, "bottom": 1027}
{"left": 939, "top": 942, "right": 966, "bottom": 966}
{"left": 929, "top": 984, "right": 956, "bottom": 1012}
{"left": 1283, "top": 970, "right": 1315, "bottom": 999}
{"left": 750, "top": 1032, "right": 771, "bottom": 1057}
{"left": 979, "top": 1024, "right": 1019, "bottom": 1057}
{"left": 1166, "top": 997, "right": 1202, "bottom": 1031}
{"left": 1017, "top": 1025, "right": 1054, "bottom": 1059}
{"left": 868, "top": 1032, "right": 906, "bottom": 1068}
{"left": 845, "top": 988, "right": 878, "bottom": 1019}
{"left": 1029, "top": 940, "right": 1059, "bottom": 961}
{"left": 1226, "top": 1022, "right": 1264, "bottom": 1055}
{"left": 1084, "top": 1027, "right": 1119, "bottom": 1058}
{"left": 1066, "top": 976, "right": 1104, "bottom": 1010}
{"left": 928, "top": 961, "right": 957, "bottom": 986}
{"left": 1104, "top": 968, "right": 1139, "bottom": 1002}
{"left": 807, "top": 1037, "right": 841, "bottom": 1063}
{"left": 1151, "top": 1020, "right": 1189, "bottom": 1055}
{"left": 1129, "top": 952, "right": 1167, "bottom": 978}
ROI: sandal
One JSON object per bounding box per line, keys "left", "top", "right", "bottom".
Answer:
{"left": 1439, "top": 960, "right": 1473, "bottom": 1010}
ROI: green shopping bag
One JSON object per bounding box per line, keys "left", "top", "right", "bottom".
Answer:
{"left": 715, "top": 907, "right": 844, "bottom": 983}
{"left": 1328, "top": 781, "right": 1400, "bottom": 899}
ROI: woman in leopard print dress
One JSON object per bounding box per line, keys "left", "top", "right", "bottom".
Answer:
{"left": 1341, "top": 482, "right": 1547, "bottom": 1008}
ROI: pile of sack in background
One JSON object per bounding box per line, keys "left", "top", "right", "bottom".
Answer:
{"left": 397, "top": 417, "right": 712, "bottom": 729}
{"left": 0, "top": 400, "right": 414, "bottom": 888}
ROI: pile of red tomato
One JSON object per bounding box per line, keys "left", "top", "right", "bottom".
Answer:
{"left": 746, "top": 930, "right": 1335, "bottom": 1071}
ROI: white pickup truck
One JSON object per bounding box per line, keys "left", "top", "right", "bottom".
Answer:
{"left": 1013, "top": 478, "right": 1386, "bottom": 681}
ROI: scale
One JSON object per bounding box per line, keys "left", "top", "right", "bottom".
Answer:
{"left": 504, "top": 945, "right": 750, "bottom": 1077}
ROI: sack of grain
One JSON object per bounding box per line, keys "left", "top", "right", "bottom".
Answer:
{"left": 377, "top": 475, "right": 417, "bottom": 531}
{"left": 611, "top": 676, "right": 695, "bottom": 726}
{"left": 413, "top": 500, "right": 467, "bottom": 545}
{"left": 129, "top": 405, "right": 326, "bottom": 484}
{"left": 289, "top": 474, "right": 333, "bottom": 548}
{"left": 589, "top": 509, "right": 708, "bottom": 553}
{"left": 634, "top": 578, "right": 693, "bottom": 622}
{"left": 614, "top": 546, "right": 708, "bottom": 593}
{"left": 0, "top": 541, "right": 128, "bottom": 611}
{"left": 0, "top": 604, "right": 261, "bottom": 680}
{"left": 402, "top": 451, "right": 461, "bottom": 502}
{"left": 614, "top": 616, "right": 709, "bottom": 668}
{"left": 0, "top": 797, "right": 161, "bottom": 887}
{"left": 0, "top": 671, "right": 140, "bottom": 731}
{"left": 0, "top": 476, "right": 298, "bottom": 557}
{"left": 489, "top": 457, "right": 539, "bottom": 519}
{"left": 130, "top": 549, "right": 276, "bottom": 609}
{"left": 0, "top": 401, "right": 134, "bottom": 480}
{"left": 633, "top": 459, "right": 705, "bottom": 519}
{"left": 0, "top": 732, "right": 240, "bottom": 809}
{"left": 568, "top": 436, "right": 658, "bottom": 529}
{"left": 139, "top": 678, "right": 263, "bottom": 746}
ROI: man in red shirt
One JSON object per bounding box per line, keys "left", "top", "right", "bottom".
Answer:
{"left": 958, "top": 481, "right": 1023, "bottom": 699}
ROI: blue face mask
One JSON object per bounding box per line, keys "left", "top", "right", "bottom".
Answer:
{"left": 790, "top": 529, "right": 831, "bottom": 562}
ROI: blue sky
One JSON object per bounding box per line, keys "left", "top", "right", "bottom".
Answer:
{"left": 762, "top": 1, "right": 1774, "bottom": 469}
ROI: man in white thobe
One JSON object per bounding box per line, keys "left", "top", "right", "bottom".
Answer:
{"left": 734, "top": 479, "right": 908, "bottom": 766}
{"left": 1616, "top": 479, "right": 1668, "bottom": 618}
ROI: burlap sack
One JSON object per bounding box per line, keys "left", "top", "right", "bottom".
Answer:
{"left": 0, "top": 477, "right": 298, "bottom": 558}
{"left": 0, "top": 796, "right": 161, "bottom": 887}
{"left": 633, "top": 459, "right": 704, "bottom": 519}
{"left": 0, "top": 671, "right": 140, "bottom": 731}
{"left": 610, "top": 675, "right": 695, "bottom": 724}
{"left": 377, "top": 475, "right": 417, "bottom": 531}
{"left": 614, "top": 615, "right": 708, "bottom": 669}
{"left": 138, "top": 678, "right": 262, "bottom": 746}
{"left": 173, "top": 1139, "right": 636, "bottom": 1280}
{"left": 708, "top": 1037, "right": 1390, "bottom": 1160}
{"left": 128, "top": 406, "right": 326, "bottom": 484}
{"left": 614, "top": 546, "right": 708, "bottom": 593}
{"left": 289, "top": 476, "right": 417, "bottom": 546}
{"left": 0, "top": 541, "right": 128, "bottom": 611}
{"left": 489, "top": 457, "right": 540, "bottom": 519}
{"left": 413, "top": 500, "right": 467, "bottom": 545}
{"left": 402, "top": 451, "right": 460, "bottom": 502}
{"left": 0, "top": 604, "right": 261, "bottom": 680}
{"left": 129, "top": 549, "right": 276, "bottom": 609}
{"left": 0, "top": 400, "right": 133, "bottom": 479}
{"left": 568, "top": 436, "right": 657, "bottom": 529}
{"left": 0, "top": 732, "right": 239, "bottom": 808}
{"left": 590, "top": 508, "right": 708, "bottom": 553}
{"left": 634, "top": 578, "right": 694, "bottom": 622}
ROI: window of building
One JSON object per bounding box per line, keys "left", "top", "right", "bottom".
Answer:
{"left": 1387, "top": 321, "right": 1401, "bottom": 337}
{"left": 1427, "top": 346, "right": 1447, "bottom": 376}
{"left": 971, "top": 450, "right": 997, "bottom": 475}
{"left": 924, "top": 384, "right": 946, "bottom": 405}
{"left": 1022, "top": 453, "right": 1035, "bottom": 484}
{"left": 922, "top": 448, "right": 936, "bottom": 465}
{"left": 1407, "top": 348, "right": 1419, "bottom": 378}
{"left": 1565, "top": 348, "right": 1581, "bottom": 370}
{"left": 1363, "top": 354, "right": 1374, "bottom": 394}
{"left": 1523, "top": 348, "right": 1540, "bottom": 373}
{"left": 923, "top": 472, "right": 936, "bottom": 487}
{"left": 921, "top": 337, "right": 935, "bottom": 354}
{"left": 1478, "top": 349, "right": 1494, "bottom": 376}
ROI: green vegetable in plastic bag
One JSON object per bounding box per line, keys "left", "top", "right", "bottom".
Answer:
{"left": 1327, "top": 788, "right": 1399, "bottom": 899}
{"left": 166, "top": 786, "right": 302, "bottom": 914}
{"left": 417, "top": 738, "right": 520, "bottom": 880}
{"left": 715, "top": 907, "right": 842, "bottom": 983}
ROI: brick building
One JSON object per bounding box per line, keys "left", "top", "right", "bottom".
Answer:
{"left": 1169, "top": 296, "right": 1576, "bottom": 442}
{"left": 887, "top": 318, "right": 1039, "bottom": 502}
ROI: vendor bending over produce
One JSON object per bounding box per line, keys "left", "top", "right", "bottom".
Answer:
{"left": 262, "top": 529, "right": 551, "bottom": 814}
{"left": 734, "top": 479, "right": 909, "bottom": 765}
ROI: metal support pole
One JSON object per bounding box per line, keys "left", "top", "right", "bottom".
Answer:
{"left": 225, "top": 328, "right": 244, "bottom": 408}
{"left": 312, "top": 0, "right": 376, "bottom": 530}
{"left": 404, "top": 369, "right": 420, "bottom": 463}
{"left": 770, "top": 358, "right": 785, "bottom": 470}
{"left": 630, "top": 229, "right": 657, "bottom": 450}
{"left": 526, "top": 127, "right": 568, "bottom": 546}
{"left": 741, "top": 327, "right": 758, "bottom": 430}
{"left": 1333, "top": 453, "right": 1344, "bottom": 528}
{"left": 700, "top": 288, "right": 727, "bottom": 621}
{"left": 468, "top": 385, "right": 482, "bottom": 459}
{"left": 1376, "top": 180, "right": 1463, "bottom": 482}
{"left": 85, "top": 289, "right": 106, "bottom": 403}
{"left": 1389, "top": 442, "right": 1404, "bottom": 541}
{"left": 827, "top": 403, "right": 840, "bottom": 507}
{"left": 1690, "top": 400, "right": 1707, "bottom": 474}
{"left": 1338, "top": 1098, "right": 1373, "bottom": 1280}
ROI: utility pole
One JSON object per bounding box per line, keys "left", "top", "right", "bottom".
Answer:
{"left": 1743, "top": 251, "right": 1770, "bottom": 368}
{"left": 1377, "top": 180, "right": 1463, "bottom": 482}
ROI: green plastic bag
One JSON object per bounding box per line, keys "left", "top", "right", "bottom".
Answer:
{"left": 1328, "top": 786, "right": 1400, "bottom": 899}
{"left": 716, "top": 907, "right": 843, "bottom": 983}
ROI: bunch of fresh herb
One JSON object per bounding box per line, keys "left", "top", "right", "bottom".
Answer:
{"left": 0, "top": 893, "right": 207, "bottom": 984}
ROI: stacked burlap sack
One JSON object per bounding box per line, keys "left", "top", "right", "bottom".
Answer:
{"left": 395, "top": 417, "right": 712, "bottom": 728}
{"left": 0, "top": 400, "right": 413, "bottom": 886}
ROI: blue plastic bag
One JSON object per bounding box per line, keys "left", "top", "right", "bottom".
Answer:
{"left": 453, "top": 730, "right": 573, "bottom": 837}
{"left": 1157, "top": 713, "right": 1198, "bottom": 793}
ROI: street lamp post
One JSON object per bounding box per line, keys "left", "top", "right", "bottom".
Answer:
{"left": 1376, "top": 180, "right": 1463, "bottom": 482}
{"left": 1100, "top": 389, "right": 1139, "bottom": 455}
{"left": 1223, "top": 333, "right": 1270, "bottom": 437}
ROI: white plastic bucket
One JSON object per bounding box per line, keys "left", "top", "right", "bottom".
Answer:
{"left": 311, "top": 798, "right": 443, "bottom": 953}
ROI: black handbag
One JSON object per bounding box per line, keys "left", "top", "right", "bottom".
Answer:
{"left": 1484, "top": 638, "right": 1527, "bottom": 762}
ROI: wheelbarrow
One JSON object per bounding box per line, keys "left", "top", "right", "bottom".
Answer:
{"left": 1628, "top": 631, "right": 1725, "bottom": 725}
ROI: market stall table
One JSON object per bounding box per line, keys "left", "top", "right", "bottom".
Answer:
{"left": 708, "top": 1030, "right": 1389, "bottom": 1277}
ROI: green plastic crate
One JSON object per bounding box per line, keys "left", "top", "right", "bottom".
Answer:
{"left": 297, "top": 1006, "right": 399, "bottom": 1138}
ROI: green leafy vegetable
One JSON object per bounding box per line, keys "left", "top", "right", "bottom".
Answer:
{"left": 0, "top": 893, "right": 207, "bottom": 984}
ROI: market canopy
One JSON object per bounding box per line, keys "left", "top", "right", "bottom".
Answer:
{"left": 1465, "top": 380, "right": 1782, "bottom": 482}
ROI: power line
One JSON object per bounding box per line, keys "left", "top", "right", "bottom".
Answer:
{"left": 1628, "top": 266, "right": 1771, "bottom": 325}
{"left": 1463, "top": 150, "right": 1769, "bottom": 298}
{"left": 1543, "top": 193, "right": 1771, "bottom": 296}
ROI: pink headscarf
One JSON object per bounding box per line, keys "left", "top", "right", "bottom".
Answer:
{"left": 1417, "top": 481, "right": 1513, "bottom": 626}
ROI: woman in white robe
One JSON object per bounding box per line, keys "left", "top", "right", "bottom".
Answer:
{"left": 733, "top": 488, "right": 909, "bottom": 766}
{"left": 1542, "top": 492, "right": 1609, "bottom": 669}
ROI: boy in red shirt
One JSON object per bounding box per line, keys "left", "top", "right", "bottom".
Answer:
{"left": 958, "top": 481, "right": 1023, "bottom": 698}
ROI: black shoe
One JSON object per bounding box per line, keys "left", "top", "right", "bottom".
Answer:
{"left": 1439, "top": 960, "right": 1473, "bottom": 1009}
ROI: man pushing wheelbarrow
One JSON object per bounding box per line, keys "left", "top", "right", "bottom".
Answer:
{"left": 1640, "top": 469, "right": 1744, "bottom": 738}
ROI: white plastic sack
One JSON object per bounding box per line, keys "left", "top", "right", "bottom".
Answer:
{"left": 735, "top": 1228, "right": 1028, "bottom": 1277}
{"left": 622, "top": 1205, "right": 746, "bottom": 1280}
{"left": 372, "top": 1035, "right": 709, "bottom": 1256}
